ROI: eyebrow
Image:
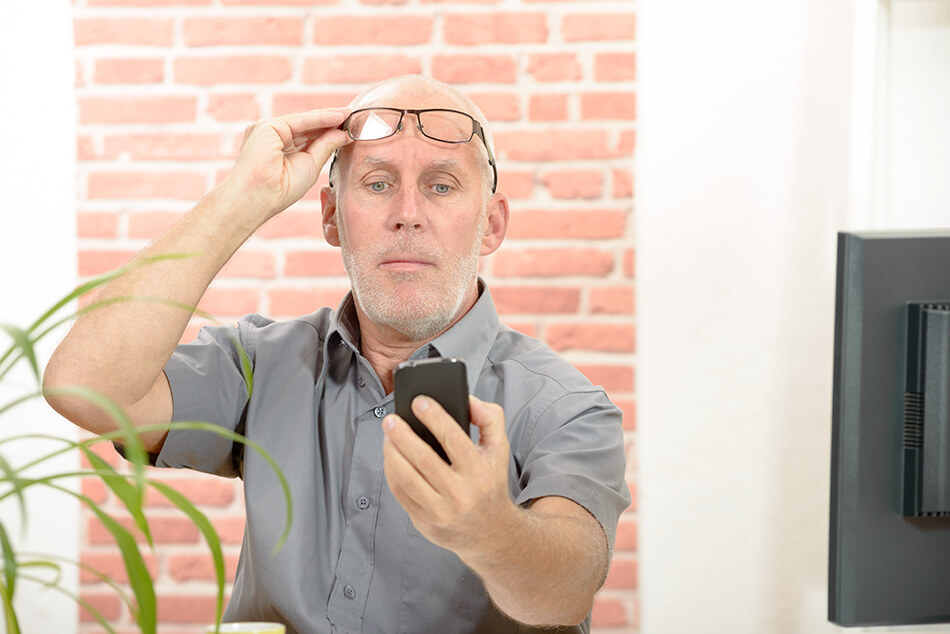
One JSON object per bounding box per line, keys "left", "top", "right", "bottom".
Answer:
{"left": 356, "top": 155, "right": 464, "bottom": 173}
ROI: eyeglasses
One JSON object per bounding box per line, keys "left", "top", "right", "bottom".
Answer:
{"left": 339, "top": 107, "right": 497, "bottom": 194}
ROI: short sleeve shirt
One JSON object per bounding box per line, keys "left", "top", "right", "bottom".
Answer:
{"left": 156, "top": 283, "right": 630, "bottom": 634}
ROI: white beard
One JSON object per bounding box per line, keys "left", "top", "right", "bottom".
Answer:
{"left": 337, "top": 210, "right": 486, "bottom": 342}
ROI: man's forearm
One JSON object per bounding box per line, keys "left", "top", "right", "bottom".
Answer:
{"left": 460, "top": 496, "right": 608, "bottom": 627}
{"left": 44, "top": 182, "right": 261, "bottom": 424}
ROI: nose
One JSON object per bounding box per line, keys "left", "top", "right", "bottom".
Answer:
{"left": 390, "top": 182, "right": 425, "bottom": 231}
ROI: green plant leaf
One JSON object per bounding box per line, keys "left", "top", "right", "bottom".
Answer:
{"left": 0, "top": 573, "right": 21, "bottom": 634}
{"left": 15, "top": 570, "right": 118, "bottom": 634}
{"left": 0, "top": 521, "right": 17, "bottom": 609}
{"left": 79, "top": 446, "right": 152, "bottom": 548}
{"left": 0, "top": 325, "right": 39, "bottom": 386}
{"left": 0, "top": 455, "right": 27, "bottom": 535}
{"left": 148, "top": 480, "right": 226, "bottom": 627}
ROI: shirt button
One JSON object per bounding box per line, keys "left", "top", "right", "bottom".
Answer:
{"left": 356, "top": 495, "right": 370, "bottom": 510}
{"left": 358, "top": 378, "right": 366, "bottom": 388}
{"left": 373, "top": 406, "right": 386, "bottom": 418}
{"left": 343, "top": 584, "right": 357, "bottom": 600}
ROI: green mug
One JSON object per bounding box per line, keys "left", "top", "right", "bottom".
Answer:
{"left": 205, "top": 623, "right": 286, "bottom": 634}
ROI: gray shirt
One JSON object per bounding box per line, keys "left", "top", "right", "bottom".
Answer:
{"left": 155, "top": 283, "right": 630, "bottom": 634}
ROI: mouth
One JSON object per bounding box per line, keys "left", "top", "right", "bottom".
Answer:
{"left": 379, "top": 258, "right": 434, "bottom": 273}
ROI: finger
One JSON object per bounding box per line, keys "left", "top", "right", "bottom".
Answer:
{"left": 383, "top": 415, "right": 445, "bottom": 504}
{"left": 411, "top": 396, "right": 479, "bottom": 469}
{"left": 468, "top": 395, "right": 506, "bottom": 450}
{"left": 276, "top": 107, "right": 350, "bottom": 142}
{"left": 383, "top": 412, "right": 454, "bottom": 490}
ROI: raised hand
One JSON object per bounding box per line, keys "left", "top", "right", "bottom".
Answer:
{"left": 223, "top": 107, "right": 352, "bottom": 223}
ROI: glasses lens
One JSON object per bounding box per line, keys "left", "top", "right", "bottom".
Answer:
{"left": 346, "top": 110, "right": 401, "bottom": 141}
{"left": 417, "top": 110, "right": 475, "bottom": 143}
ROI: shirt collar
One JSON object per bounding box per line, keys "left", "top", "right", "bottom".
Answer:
{"left": 326, "top": 279, "right": 500, "bottom": 391}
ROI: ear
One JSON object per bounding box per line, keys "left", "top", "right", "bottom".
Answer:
{"left": 479, "top": 192, "right": 509, "bottom": 256}
{"left": 320, "top": 186, "right": 340, "bottom": 247}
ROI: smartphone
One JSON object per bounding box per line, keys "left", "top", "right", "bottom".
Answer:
{"left": 394, "top": 357, "right": 470, "bottom": 463}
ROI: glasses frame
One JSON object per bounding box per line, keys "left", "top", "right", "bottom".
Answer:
{"left": 339, "top": 107, "right": 497, "bottom": 194}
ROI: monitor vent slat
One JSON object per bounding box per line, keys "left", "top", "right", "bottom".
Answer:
{"left": 904, "top": 391, "right": 924, "bottom": 449}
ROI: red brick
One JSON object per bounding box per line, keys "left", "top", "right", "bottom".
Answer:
{"left": 128, "top": 212, "right": 186, "bottom": 240}
{"left": 581, "top": 92, "right": 636, "bottom": 120}
{"left": 156, "top": 595, "right": 219, "bottom": 623}
{"left": 212, "top": 516, "right": 246, "bottom": 545}
{"left": 183, "top": 17, "right": 304, "bottom": 46}
{"left": 575, "top": 364, "right": 634, "bottom": 393}
{"left": 80, "top": 552, "right": 159, "bottom": 584}
{"left": 614, "top": 398, "right": 636, "bottom": 431}
{"left": 167, "top": 553, "right": 240, "bottom": 583}
{"left": 603, "top": 557, "right": 637, "bottom": 589}
{"left": 78, "top": 212, "right": 119, "bottom": 239}
{"left": 590, "top": 285, "right": 634, "bottom": 315}
{"left": 540, "top": 170, "right": 603, "bottom": 199}
{"left": 313, "top": 16, "right": 434, "bottom": 45}
{"left": 443, "top": 13, "right": 547, "bottom": 45}
{"left": 497, "top": 170, "right": 534, "bottom": 199}
{"left": 79, "top": 96, "right": 197, "bottom": 124}
{"left": 507, "top": 210, "right": 626, "bottom": 239}
{"left": 102, "top": 134, "right": 223, "bottom": 161}
{"left": 75, "top": 59, "right": 86, "bottom": 88}
{"left": 494, "top": 129, "right": 617, "bottom": 161}
{"left": 284, "top": 251, "right": 346, "bottom": 277}
{"left": 491, "top": 286, "right": 580, "bottom": 314}
{"left": 87, "top": 171, "right": 207, "bottom": 200}
{"left": 268, "top": 287, "right": 349, "bottom": 316}
{"left": 527, "top": 53, "right": 582, "bottom": 82}
{"left": 272, "top": 93, "right": 358, "bottom": 116}
{"left": 493, "top": 249, "right": 614, "bottom": 278}
{"left": 619, "top": 126, "right": 636, "bottom": 150}
{"left": 78, "top": 250, "right": 136, "bottom": 277}
{"left": 93, "top": 58, "right": 164, "bottom": 84}
{"left": 591, "top": 596, "right": 628, "bottom": 628}
{"left": 74, "top": 18, "right": 174, "bottom": 46}
{"left": 82, "top": 477, "right": 110, "bottom": 505}
{"left": 623, "top": 248, "right": 634, "bottom": 277}
{"left": 219, "top": 251, "right": 277, "bottom": 279}
{"left": 504, "top": 321, "right": 537, "bottom": 338}
{"left": 175, "top": 56, "right": 292, "bottom": 85}
{"left": 89, "top": 0, "right": 210, "bottom": 5}
{"left": 208, "top": 93, "right": 261, "bottom": 122}
{"left": 223, "top": 0, "right": 335, "bottom": 4}
{"left": 87, "top": 516, "right": 201, "bottom": 545}
{"left": 197, "top": 287, "right": 260, "bottom": 316}
{"left": 613, "top": 168, "right": 633, "bottom": 198}
{"left": 562, "top": 13, "right": 636, "bottom": 42}
{"left": 528, "top": 94, "right": 568, "bottom": 122}
{"left": 614, "top": 520, "right": 637, "bottom": 552}
{"left": 255, "top": 211, "right": 324, "bottom": 239}
{"left": 144, "top": 478, "right": 236, "bottom": 508}
{"left": 547, "top": 323, "right": 635, "bottom": 353}
{"left": 78, "top": 592, "right": 122, "bottom": 622}
{"left": 423, "top": 0, "right": 501, "bottom": 3}
{"left": 303, "top": 54, "right": 422, "bottom": 84}
{"left": 432, "top": 55, "right": 518, "bottom": 84}
{"left": 595, "top": 52, "right": 637, "bottom": 82}
{"left": 469, "top": 92, "right": 520, "bottom": 121}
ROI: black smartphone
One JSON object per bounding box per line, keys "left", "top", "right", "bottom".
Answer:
{"left": 394, "top": 357, "right": 470, "bottom": 463}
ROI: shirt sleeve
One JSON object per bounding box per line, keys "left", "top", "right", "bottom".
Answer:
{"left": 513, "top": 388, "right": 631, "bottom": 555}
{"left": 153, "top": 314, "right": 265, "bottom": 477}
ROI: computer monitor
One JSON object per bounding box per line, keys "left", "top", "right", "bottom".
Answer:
{"left": 829, "top": 230, "right": 950, "bottom": 626}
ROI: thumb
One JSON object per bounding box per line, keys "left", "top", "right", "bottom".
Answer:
{"left": 469, "top": 395, "right": 506, "bottom": 448}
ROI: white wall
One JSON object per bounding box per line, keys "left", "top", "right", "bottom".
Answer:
{"left": 638, "top": 0, "right": 949, "bottom": 632}
{"left": 0, "top": 2, "right": 79, "bottom": 633}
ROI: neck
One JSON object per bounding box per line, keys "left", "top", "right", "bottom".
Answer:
{"left": 354, "top": 287, "right": 479, "bottom": 394}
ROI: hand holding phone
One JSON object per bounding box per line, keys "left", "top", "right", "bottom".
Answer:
{"left": 393, "top": 357, "right": 470, "bottom": 463}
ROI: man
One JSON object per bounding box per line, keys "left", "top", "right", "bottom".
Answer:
{"left": 45, "top": 75, "right": 630, "bottom": 633}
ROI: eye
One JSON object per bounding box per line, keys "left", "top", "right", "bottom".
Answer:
{"left": 369, "top": 181, "right": 389, "bottom": 193}
{"left": 433, "top": 183, "right": 452, "bottom": 195}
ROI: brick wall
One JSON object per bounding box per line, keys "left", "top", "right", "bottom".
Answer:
{"left": 72, "top": 0, "right": 636, "bottom": 631}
